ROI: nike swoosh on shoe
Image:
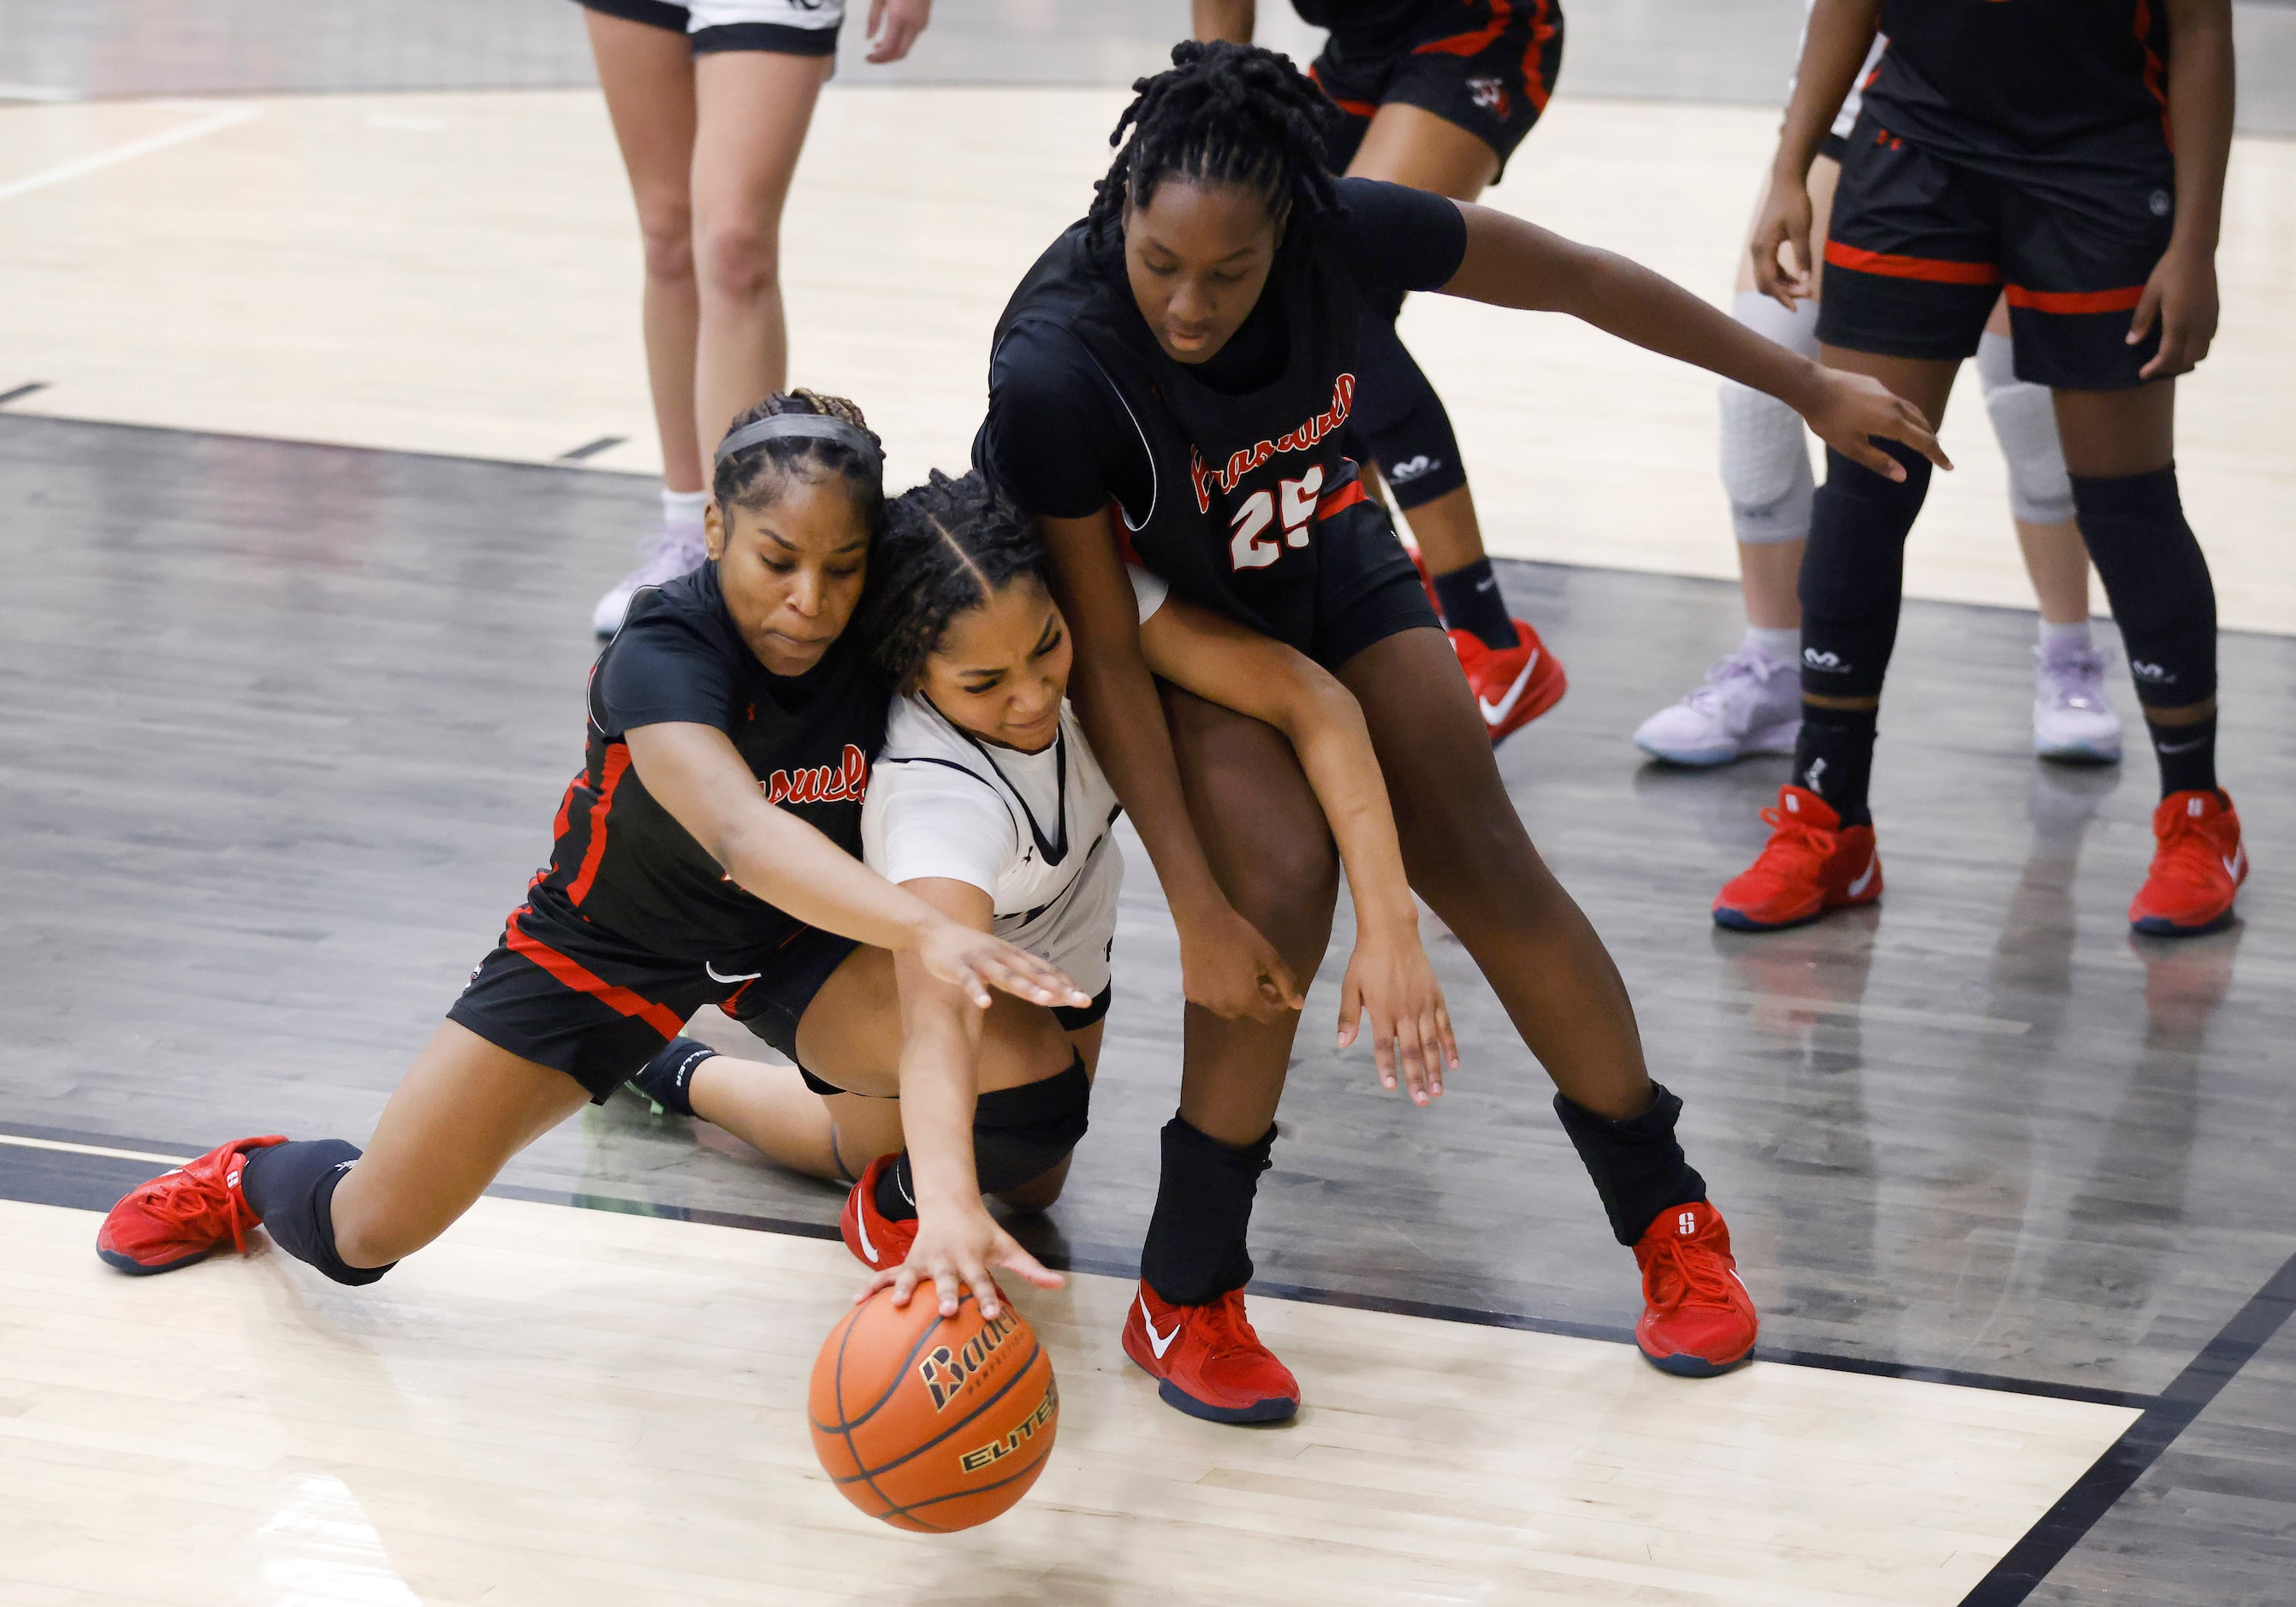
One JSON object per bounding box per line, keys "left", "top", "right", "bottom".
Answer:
{"left": 1846, "top": 857, "right": 1878, "bottom": 898}
{"left": 1478, "top": 652, "right": 1540, "bottom": 726}
{"left": 1138, "top": 1294, "right": 1179, "bottom": 1358}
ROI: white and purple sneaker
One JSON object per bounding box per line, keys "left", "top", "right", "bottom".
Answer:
{"left": 1633, "top": 643, "right": 1802, "bottom": 767}
{"left": 2033, "top": 638, "right": 2123, "bottom": 763}
{"left": 591, "top": 522, "right": 707, "bottom": 637}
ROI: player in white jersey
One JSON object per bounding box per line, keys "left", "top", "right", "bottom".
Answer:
{"left": 630, "top": 470, "right": 1454, "bottom": 1311}
{"left": 1633, "top": 2, "right": 2118, "bottom": 769}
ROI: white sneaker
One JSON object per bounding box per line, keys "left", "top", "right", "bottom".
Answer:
{"left": 2032, "top": 639, "right": 2123, "bottom": 762}
{"left": 1634, "top": 643, "right": 1802, "bottom": 767}
{"left": 592, "top": 523, "right": 707, "bottom": 636}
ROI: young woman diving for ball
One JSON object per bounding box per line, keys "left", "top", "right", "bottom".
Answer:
{"left": 94, "top": 393, "right": 1092, "bottom": 1323}
{"left": 628, "top": 470, "right": 1457, "bottom": 1412}
{"left": 968, "top": 41, "right": 1948, "bottom": 1417}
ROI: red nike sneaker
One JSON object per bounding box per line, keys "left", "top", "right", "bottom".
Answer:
{"left": 839, "top": 1153, "right": 918, "bottom": 1272}
{"left": 1712, "top": 786, "right": 1881, "bottom": 932}
{"left": 1634, "top": 1200, "right": 1759, "bottom": 1378}
{"left": 2131, "top": 789, "right": 2246, "bottom": 937}
{"left": 96, "top": 1135, "right": 286, "bottom": 1275}
{"left": 1122, "top": 1279, "right": 1299, "bottom": 1424}
{"left": 1452, "top": 620, "right": 1568, "bottom": 745}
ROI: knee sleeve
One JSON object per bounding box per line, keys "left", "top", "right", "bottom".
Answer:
{"left": 1352, "top": 311, "right": 1466, "bottom": 509}
{"left": 238, "top": 1139, "right": 395, "bottom": 1287}
{"left": 1977, "top": 332, "right": 2076, "bottom": 525}
{"left": 1798, "top": 444, "right": 1933, "bottom": 700}
{"left": 1719, "top": 293, "right": 1822, "bottom": 543}
{"left": 2070, "top": 465, "right": 2217, "bottom": 709}
{"left": 970, "top": 1054, "right": 1091, "bottom": 1196}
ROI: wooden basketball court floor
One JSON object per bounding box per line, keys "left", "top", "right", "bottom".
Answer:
{"left": 4, "top": 4, "right": 2295, "bottom": 1604}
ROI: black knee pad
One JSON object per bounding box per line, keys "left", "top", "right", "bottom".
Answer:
{"left": 1798, "top": 444, "right": 1932, "bottom": 700}
{"left": 239, "top": 1139, "right": 395, "bottom": 1287}
{"left": 2070, "top": 465, "right": 2216, "bottom": 708}
{"left": 971, "top": 1054, "right": 1091, "bottom": 1195}
{"left": 1352, "top": 314, "right": 1467, "bottom": 509}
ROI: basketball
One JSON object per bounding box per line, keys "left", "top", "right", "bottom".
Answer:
{"left": 809, "top": 1287, "right": 1059, "bottom": 1533}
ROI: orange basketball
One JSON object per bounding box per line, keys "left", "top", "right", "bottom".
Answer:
{"left": 809, "top": 1286, "right": 1059, "bottom": 1533}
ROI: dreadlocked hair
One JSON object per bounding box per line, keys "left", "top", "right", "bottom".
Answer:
{"left": 863, "top": 470, "right": 1049, "bottom": 692}
{"left": 711, "top": 388, "right": 886, "bottom": 532}
{"left": 1086, "top": 39, "right": 1338, "bottom": 244}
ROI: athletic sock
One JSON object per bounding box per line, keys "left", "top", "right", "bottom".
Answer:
{"left": 1551, "top": 1084, "right": 1708, "bottom": 1248}
{"left": 1793, "top": 702, "right": 1879, "bottom": 827}
{"left": 1746, "top": 626, "right": 1801, "bottom": 665}
{"left": 2040, "top": 618, "right": 2092, "bottom": 649}
{"left": 1140, "top": 1115, "right": 1275, "bottom": 1306}
{"left": 874, "top": 1153, "right": 919, "bottom": 1223}
{"left": 238, "top": 1140, "right": 395, "bottom": 1287}
{"left": 1432, "top": 557, "right": 1516, "bottom": 650}
{"left": 662, "top": 488, "right": 708, "bottom": 531}
{"left": 2149, "top": 712, "right": 2219, "bottom": 796}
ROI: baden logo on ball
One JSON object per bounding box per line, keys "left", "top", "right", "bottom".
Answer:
{"left": 809, "top": 1286, "right": 1059, "bottom": 1532}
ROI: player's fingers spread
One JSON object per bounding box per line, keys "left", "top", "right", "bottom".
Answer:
{"left": 857, "top": 1266, "right": 899, "bottom": 1303}
{"left": 998, "top": 1241, "right": 1065, "bottom": 1290}
{"left": 934, "top": 1268, "right": 964, "bottom": 1319}
{"left": 962, "top": 1263, "right": 1000, "bottom": 1321}
{"left": 1336, "top": 982, "right": 1360, "bottom": 1051}
{"left": 1372, "top": 1020, "right": 1397, "bottom": 1091}
{"left": 886, "top": 1265, "right": 922, "bottom": 1308}
{"left": 1436, "top": 1002, "right": 1460, "bottom": 1070}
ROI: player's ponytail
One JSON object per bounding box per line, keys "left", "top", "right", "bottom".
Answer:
{"left": 712, "top": 388, "right": 887, "bottom": 534}
{"left": 1087, "top": 39, "right": 1338, "bottom": 243}
{"left": 864, "top": 470, "right": 1048, "bottom": 691}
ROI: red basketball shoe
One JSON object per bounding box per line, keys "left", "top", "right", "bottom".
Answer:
{"left": 96, "top": 1135, "right": 286, "bottom": 1275}
{"left": 1453, "top": 620, "right": 1568, "bottom": 745}
{"left": 2130, "top": 790, "right": 2246, "bottom": 937}
{"left": 1635, "top": 1201, "right": 1759, "bottom": 1377}
{"left": 839, "top": 1153, "right": 918, "bottom": 1272}
{"left": 1712, "top": 786, "right": 1882, "bottom": 931}
{"left": 1122, "top": 1280, "right": 1299, "bottom": 1425}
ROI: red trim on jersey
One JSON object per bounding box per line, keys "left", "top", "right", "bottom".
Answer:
{"left": 1315, "top": 477, "right": 1370, "bottom": 521}
{"left": 1307, "top": 63, "right": 1379, "bottom": 121}
{"left": 506, "top": 908, "right": 685, "bottom": 1039}
{"left": 2005, "top": 283, "right": 2147, "bottom": 315}
{"left": 1824, "top": 240, "right": 2002, "bottom": 286}
{"left": 1415, "top": 0, "right": 1510, "bottom": 59}
{"left": 2132, "top": 0, "right": 2172, "bottom": 145}
{"left": 1521, "top": 0, "right": 1557, "bottom": 115}
{"left": 550, "top": 772, "right": 580, "bottom": 842}
{"left": 566, "top": 743, "right": 632, "bottom": 906}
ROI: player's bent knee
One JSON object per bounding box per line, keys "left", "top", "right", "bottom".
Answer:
{"left": 972, "top": 1055, "right": 1091, "bottom": 1198}
{"left": 1718, "top": 382, "right": 1815, "bottom": 544}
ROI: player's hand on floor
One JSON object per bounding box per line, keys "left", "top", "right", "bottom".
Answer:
{"left": 863, "top": 0, "right": 931, "bottom": 64}
{"left": 2133, "top": 240, "right": 2218, "bottom": 380}
{"left": 1336, "top": 931, "right": 1457, "bottom": 1106}
{"left": 917, "top": 922, "right": 1089, "bottom": 1012}
{"left": 1178, "top": 902, "right": 1304, "bottom": 1024}
{"left": 1749, "top": 171, "right": 1818, "bottom": 308}
{"left": 859, "top": 1202, "right": 1061, "bottom": 1322}
{"left": 1802, "top": 369, "right": 1954, "bottom": 481}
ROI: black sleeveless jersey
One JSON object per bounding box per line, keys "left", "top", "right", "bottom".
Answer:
{"left": 976, "top": 181, "right": 1463, "bottom": 655}
{"left": 531, "top": 565, "right": 890, "bottom": 963}
{"left": 1866, "top": 0, "right": 2172, "bottom": 159}
{"left": 1291, "top": 1, "right": 1433, "bottom": 56}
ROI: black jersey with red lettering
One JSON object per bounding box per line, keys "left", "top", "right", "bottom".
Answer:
{"left": 1865, "top": 0, "right": 2171, "bottom": 159}
{"left": 1291, "top": 0, "right": 1429, "bottom": 57}
{"left": 974, "top": 177, "right": 1465, "bottom": 655}
{"left": 531, "top": 564, "right": 889, "bottom": 963}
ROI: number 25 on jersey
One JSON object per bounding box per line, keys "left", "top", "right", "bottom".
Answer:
{"left": 1228, "top": 465, "right": 1325, "bottom": 571}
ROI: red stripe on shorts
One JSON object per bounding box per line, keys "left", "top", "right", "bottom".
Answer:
{"left": 506, "top": 908, "right": 685, "bottom": 1040}
{"left": 1315, "top": 477, "right": 1370, "bottom": 521}
{"left": 1414, "top": 0, "right": 1511, "bottom": 58}
{"left": 1824, "top": 240, "right": 2002, "bottom": 286}
{"left": 1522, "top": 0, "right": 1557, "bottom": 114}
{"left": 566, "top": 742, "right": 632, "bottom": 905}
{"left": 2005, "top": 283, "right": 2147, "bottom": 315}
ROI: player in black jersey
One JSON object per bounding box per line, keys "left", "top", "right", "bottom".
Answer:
{"left": 975, "top": 42, "right": 1943, "bottom": 1414}
{"left": 1194, "top": 1, "right": 1569, "bottom": 744}
{"left": 1714, "top": 0, "right": 2245, "bottom": 938}
{"left": 96, "top": 392, "right": 1092, "bottom": 1325}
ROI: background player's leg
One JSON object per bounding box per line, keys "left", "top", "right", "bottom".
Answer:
{"left": 689, "top": 48, "right": 833, "bottom": 454}
{"left": 583, "top": 11, "right": 708, "bottom": 633}
{"left": 687, "top": 1061, "right": 901, "bottom": 1181}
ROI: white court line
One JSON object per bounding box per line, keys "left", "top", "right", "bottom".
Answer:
{"left": 0, "top": 1133, "right": 191, "bottom": 1166}
{"left": 0, "top": 102, "right": 263, "bottom": 205}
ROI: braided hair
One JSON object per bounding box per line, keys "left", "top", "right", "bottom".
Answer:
{"left": 1087, "top": 39, "right": 1338, "bottom": 243}
{"left": 712, "top": 388, "right": 886, "bottom": 531}
{"left": 863, "top": 470, "right": 1049, "bottom": 692}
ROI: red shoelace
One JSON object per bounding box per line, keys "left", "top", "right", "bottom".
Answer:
{"left": 2150, "top": 807, "right": 2232, "bottom": 893}
{"left": 1746, "top": 804, "right": 1831, "bottom": 876}
{"left": 131, "top": 1169, "right": 251, "bottom": 1254}
{"left": 1643, "top": 1236, "right": 1739, "bottom": 1314}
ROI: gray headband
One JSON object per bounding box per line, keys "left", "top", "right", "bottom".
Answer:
{"left": 712, "top": 412, "right": 882, "bottom": 474}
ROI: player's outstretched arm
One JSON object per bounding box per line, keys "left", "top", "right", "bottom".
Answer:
{"left": 1136, "top": 595, "right": 1457, "bottom": 1103}
{"left": 1753, "top": 0, "right": 1883, "bottom": 305}
{"left": 2139, "top": 0, "right": 2234, "bottom": 379}
{"left": 623, "top": 720, "right": 1089, "bottom": 1011}
{"left": 1041, "top": 510, "right": 1304, "bottom": 1023}
{"left": 1441, "top": 199, "right": 1952, "bottom": 483}
{"left": 1191, "top": 0, "right": 1255, "bottom": 44}
{"left": 863, "top": 876, "right": 1061, "bottom": 1322}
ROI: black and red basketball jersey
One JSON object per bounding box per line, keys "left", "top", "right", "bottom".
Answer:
{"left": 1867, "top": 0, "right": 2172, "bottom": 156}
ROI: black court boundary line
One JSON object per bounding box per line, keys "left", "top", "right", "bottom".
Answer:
{"left": 1957, "top": 1241, "right": 2296, "bottom": 1607}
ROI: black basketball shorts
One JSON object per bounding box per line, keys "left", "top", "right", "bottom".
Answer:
{"left": 1311, "top": 0, "right": 1565, "bottom": 180}
{"left": 447, "top": 897, "right": 858, "bottom": 1102}
{"left": 1818, "top": 114, "right": 2176, "bottom": 392}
